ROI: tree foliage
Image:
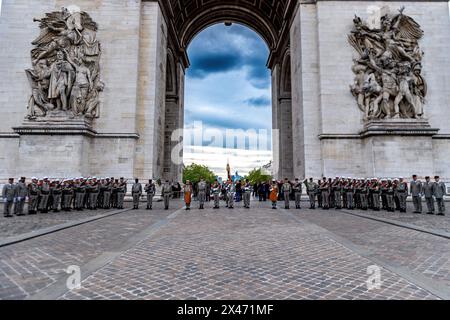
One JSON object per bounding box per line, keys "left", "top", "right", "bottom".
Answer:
{"left": 245, "top": 168, "right": 272, "bottom": 184}
{"left": 183, "top": 163, "right": 217, "bottom": 184}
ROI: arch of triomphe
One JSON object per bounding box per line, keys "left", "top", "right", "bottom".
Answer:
{"left": 0, "top": 0, "right": 449, "bottom": 182}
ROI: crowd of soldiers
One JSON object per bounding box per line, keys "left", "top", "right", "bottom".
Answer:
{"left": 2, "top": 175, "right": 447, "bottom": 218}
{"left": 2, "top": 176, "right": 129, "bottom": 217}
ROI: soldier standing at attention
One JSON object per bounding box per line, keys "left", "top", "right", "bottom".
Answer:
{"left": 61, "top": 180, "right": 73, "bottom": 211}
{"left": 198, "top": 178, "right": 207, "bottom": 210}
{"left": 393, "top": 179, "right": 401, "bottom": 211}
{"left": 346, "top": 179, "right": 355, "bottom": 210}
{"left": 2, "top": 178, "right": 16, "bottom": 218}
{"left": 320, "top": 178, "right": 330, "bottom": 210}
{"left": 103, "top": 178, "right": 112, "bottom": 209}
{"left": 211, "top": 180, "right": 221, "bottom": 209}
{"left": 227, "top": 180, "right": 236, "bottom": 209}
{"left": 423, "top": 176, "right": 435, "bottom": 214}
{"left": 145, "top": 179, "right": 156, "bottom": 210}
{"left": 316, "top": 179, "right": 323, "bottom": 208}
{"left": 397, "top": 177, "right": 408, "bottom": 213}
{"left": 282, "top": 178, "right": 292, "bottom": 209}
{"left": 116, "top": 178, "right": 127, "bottom": 210}
{"left": 386, "top": 180, "right": 395, "bottom": 212}
{"left": 74, "top": 178, "right": 85, "bottom": 211}
{"left": 14, "top": 177, "right": 28, "bottom": 216}
{"left": 410, "top": 175, "right": 423, "bottom": 214}
{"left": 269, "top": 180, "right": 279, "bottom": 209}
{"left": 184, "top": 180, "right": 193, "bottom": 211}
{"left": 51, "top": 180, "right": 62, "bottom": 212}
{"left": 380, "top": 179, "right": 388, "bottom": 210}
{"left": 131, "top": 179, "right": 142, "bottom": 210}
{"left": 370, "top": 178, "right": 381, "bottom": 211}
{"left": 243, "top": 179, "right": 252, "bottom": 209}
{"left": 39, "top": 177, "right": 51, "bottom": 213}
{"left": 91, "top": 178, "right": 100, "bottom": 210}
{"left": 161, "top": 180, "right": 172, "bottom": 210}
{"left": 28, "top": 177, "right": 39, "bottom": 215}
{"left": 332, "top": 177, "right": 342, "bottom": 209}
{"left": 304, "top": 178, "right": 317, "bottom": 209}
{"left": 433, "top": 176, "right": 446, "bottom": 216}
{"left": 293, "top": 178, "right": 302, "bottom": 209}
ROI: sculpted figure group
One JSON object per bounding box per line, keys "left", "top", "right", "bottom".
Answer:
{"left": 25, "top": 6, "right": 103, "bottom": 120}
{"left": 349, "top": 7, "right": 427, "bottom": 121}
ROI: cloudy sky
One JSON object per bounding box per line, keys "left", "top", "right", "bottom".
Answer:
{"left": 183, "top": 23, "right": 273, "bottom": 178}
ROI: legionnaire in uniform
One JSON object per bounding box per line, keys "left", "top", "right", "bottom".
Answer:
{"left": 145, "top": 179, "right": 156, "bottom": 210}
{"left": 433, "top": 176, "right": 446, "bottom": 216}
{"left": 316, "top": 179, "right": 323, "bottom": 208}
{"left": 103, "top": 178, "right": 112, "bottom": 209}
{"left": 359, "top": 179, "right": 368, "bottom": 210}
{"left": 393, "top": 179, "right": 401, "bottom": 211}
{"left": 183, "top": 180, "right": 193, "bottom": 210}
{"left": 370, "top": 179, "right": 381, "bottom": 211}
{"left": 117, "top": 178, "right": 127, "bottom": 210}
{"left": 397, "top": 178, "right": 408, "bottom": 213}
{"left": 354, "top": 179, "right": 361, "bottom": 209}
{"left": 198, "top": 178, "right": 207, "bottom": 209}
{"left": 89, "top": 178, "right": 100, "bottom": 210}
{"left": 341, "top": 179, "right": 348, "bottom": 209}
{"left": 320, "top": 178, "right": 330, "bottom": 209}
{"left": 269, "top": 180, "right": 279, "bottom": 209}
{"left": 386, "top": 180, "right": 395, "bottom": 212}
{"left": 131, "top": 179, "right": 142, "bottom": 210}
{"left": 162, "top": 180, "right": 172, "bottom": 210}
{"left": 331, "top": 177, "right": 342, "bottom": 209}
{"left": 380, "top": 179, "right": 388, "bottom": 210}
{"left": 111, "top": 179, "right": 119, "bottom": 209}
{"left": 61, "top": 180, "right": 74, "bottom": 211}
{"left": 2, "top": 178, "right": 16, "bottom": 218}
{"left": 293, "top": 178, "right": 302, "bottom": 209}
{"left": 74, "top": 178, "right": 86, "bottom": 211}
{"left": 423, "top": 176, "right": 435, "bottom": 214}
{"left": 14, "top": 177, "right": 28, "bottom": 216}
{"left": 243, "top": 179, "right": 252, "bottom": 209}
{"left": 410, "top": 175, "right": 423, "bottom": 214}
{"left": 28, "top": 177, "right": 39, "bottom": 215}
{"left": 227, "top": 180, "right": 236, "bottom": 209}
{"left": 51, "top": 180, "right": 62, "bottom": 212}
{"left": 38, "top": 178, "right": 51, "bottom": 213}
{"left": 211, "top": 180, "right": 221, "bottom": 209}
{"left": 345, "top": 179, "right": 355, "bottom": 210}
{"left": 282, "top": 178, "right": 292, "bottom": 209}
{"left": 304, "top": 178, "right": 317, "bottom": 209}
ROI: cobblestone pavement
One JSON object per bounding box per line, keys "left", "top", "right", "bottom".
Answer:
{"left": 0, "top": 202, "right": 182, "bottom": 300}
{"left": 59, "top": 201, "right": 445, "bottom": 300}
{"left": 1, "top": 199, "right": 448, "bottom": 300}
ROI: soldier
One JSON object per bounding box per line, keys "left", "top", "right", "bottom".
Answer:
{"left": 397, "top": 177, "right": 408, "bottom": 213}
{"left": 354, "top": 179, "right": 361, "bottom": 209}
{"left": 370, "top": 178, "right": 381, "bottom": 211}
{"left": 74, "top": 178, "right": 86, "bottom": 211}
{"left": 131, "top": 179, "right": 142, "bottom": 210}
{"left": 345, "top": 179, "right": 355, "bottom": 210}
{"left": 184, "top": 180, "right": 193, "bottom": 210}
{"left": 110, "top": 177, "right": 117, "bottom": 208}
{"left": 14, "top": 177, "right": 28, "bottom": 216}
{"left": 61, "top": 180, "right": 74, "bottom": 211}
{"left": 103, "top": 178, "right": 112, "bottom": 209}
{"left": 380, "top": 179, "right": 388, "bottom": 210}
{"left": 51, "top": 180, "right": 62, "bottom": 212}
{"left": 293, "top": 178, "right": 303, "bottom": 209}
{"left": 269, "top": 180, "right": 279, "bottom": 209}
{"left": 360, "top": 179, "right": 368, "bottom": 210}
{"left": 386, "top": 180, "right": 395, "bottom": 212}
{"left": 243, "top": 179, "right": 252, "bottom": 209}
{"left": 145, "top": 179, "right": 156, "bottom": 210}
{"left": 28, "top": 177, "right": 39, "bottom": 215}
{"left": 410, "top": 175, "right": 423, "bottom": 214}
{"left": 423, "top": 176, "right": 435, "bottom": 214}
{"left": 331, "top": 177, "right": 342, "bottom": 209}
{"left": 91, "top": 178, "right": 100, "bottom": 210}
{"left": 198, "top": 178, "right": 207, "bottom": 209}
{"left": 116, "top": 178, "right": 127, "bottom": 210}
{"left": 320, "top": 178, "right": 330, "bottom": 209}
{"left": 2, "top": 178, "right": 16, "bottom": 218}
{"left": 316, "top": 179, "right": 323, "bottom": 208}
{"left": 393, "top": 179, "right": 401, "bottom": 211}
{"left": 282, "top": 178, "right": 292, "bottom": 209}
{"left": 38, "top": 177, "right": 51, "bottom": 213}
{"left": 304, "top": 178, "right": 317, "bottom": 209}
{"left": 227, "top": 180, "right": 236, "bottom": 209}
{"left": 161, "top": 180, "right": 172, "bottom": 210}
{"left": 433, "top": 176, "right": 446, "bottom": 216}
{"left": 211, "top": 180, "right": 221, "bottom": 209}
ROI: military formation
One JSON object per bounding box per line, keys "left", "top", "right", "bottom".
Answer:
{"left": 2, "top": 175, "right": 447, "bottom": 218}
{"left": 2, "top": 176, "right": 128, "bottom": 217}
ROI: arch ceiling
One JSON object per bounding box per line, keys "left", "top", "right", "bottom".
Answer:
{"left": 156, "top": 0, "right": 298, "bottom": 68}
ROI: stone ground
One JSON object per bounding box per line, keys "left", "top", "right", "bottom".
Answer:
{"left": 0, "top": 199, "right": 448, "bottom": 300}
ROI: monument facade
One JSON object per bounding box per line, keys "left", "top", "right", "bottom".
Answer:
{"left": 0, "top": 0, "right": 449, "bottom": 181}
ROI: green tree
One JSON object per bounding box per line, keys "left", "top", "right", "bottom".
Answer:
{"left": 245, "top": 168, "right": 272, "bottom": 184}
{"left": 183, "top": 163, "right": 217, "bottom": 184}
